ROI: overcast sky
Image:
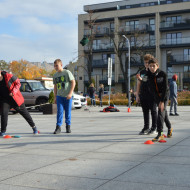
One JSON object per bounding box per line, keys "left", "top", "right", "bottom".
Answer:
{"left": 0, "top": 0, "right": 117, "bottom": 66}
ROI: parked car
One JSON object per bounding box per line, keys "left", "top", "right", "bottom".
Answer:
{"left": 72, "top": 93, "right": 87, "bottom": 109}
{"left": 20, "top": 79, "right": 51, "bottom": 111}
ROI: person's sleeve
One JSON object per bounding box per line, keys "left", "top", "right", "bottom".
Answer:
{"left": 160, "top": 72, "right": 168, "bottom": 102}
{"left": 11, "top": 77, "right": 21, "bottom": 95}
{"left": 67, "top": 70, "right": 75, "bottom": 81}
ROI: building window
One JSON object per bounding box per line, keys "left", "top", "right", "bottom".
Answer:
{"left": 166, "top": 32, "right": 182, "bottom": 45}
{"left": 149, "top": 34, "right": 155, "bottom": 46}
{"left": 141, "top": 3, "right": 145, "bottom": 7}
{"left": 126, "top": 20, "right": 139, "bottom": 32}
{"left": 130, "top": 36, "right": 136, "bottom": 46}
{"left": 102, "top": 54, "right": 115, "bottom": 64}
{"left": 126, "top": 5, "right": 130, "bottom": 8}
{"left": 79, "top": 77, "right": 82, "bottom": 80}
{"left": 184, "top": 66, "right": 190, "bottom": 72}
{"left": 184, "top": 49, "right": 190, "bottom": 61}
{"left": 149, "top": 18, "right": 155, "bottom": 31}
{"left": 166, "top": 16, "right": 182, "bottom": 25}
{"left": 93, "top": 39, "right": 101, "bottom": 50}
{"left": 110, "top": 22, "right": 114, "bottom": 33}
{"left": 150, "top": 2, "right": 155, "bottom": 6}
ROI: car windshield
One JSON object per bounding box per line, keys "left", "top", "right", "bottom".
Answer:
{"left": 28, "top": 82, "right": 46, "bottom": 91}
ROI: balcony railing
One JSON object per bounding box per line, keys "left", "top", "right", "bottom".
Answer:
{"left": 160, "top": 19, "right": 190, "bottom": 29}
{"left": 119, "top": 24, "right": 154, "bottom": 33}
{"left": 160, "top": 37, "right": 190, "bottom": 46}
{"left": 84, "top": 43, "right": 114, "bottom": 52}
{"left": 120, "top": 39, "right": 155, "bottom": 49}
{"left": 92, "top": 59, "right": 115, "bottom": 68}
{"left": 167, "top": 54, "right": 190, "bottom": 64}
{"left": 84, "top": 28, "right": 114, "bottom": 36}
{"left": 84, "top": 74, "right": 115, "bottom": 82}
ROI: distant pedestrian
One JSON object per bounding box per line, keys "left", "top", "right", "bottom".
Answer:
{"left": 98, "top": 84, "right": 104, "bottom": 107}
{"left": 88, "top": 83, "right": 96, "bottom": 106}
{"left": 169, "top": 74, "right": 179, "bottom": 116}
{"left": 0, "top": 70, "right": 38, "bottom": 136}
{"left": 53, "top": 59, "right": 75, "bottom": 134}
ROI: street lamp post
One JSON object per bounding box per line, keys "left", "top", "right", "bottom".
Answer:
{"left": 122, "top": 35, "right": 131, "bottom": 109}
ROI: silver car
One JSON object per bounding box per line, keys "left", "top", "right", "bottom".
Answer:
{"left": 20, "top": 79, "right": 50, "bottom": 111}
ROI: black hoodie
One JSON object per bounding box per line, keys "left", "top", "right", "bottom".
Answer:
{"left": 147, "top": 69, "right": 169, "bottom": 104}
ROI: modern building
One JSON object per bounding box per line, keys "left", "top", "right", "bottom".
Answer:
{"left": 78, "top": 0, "right": 190, "bottom": 92}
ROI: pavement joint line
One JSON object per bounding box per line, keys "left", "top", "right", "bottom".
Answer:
{"left": 0, "top": 182, "right": 55, "bottom": 190}
{"left": 93, "top": 134, "right": 190, "bottom": 190}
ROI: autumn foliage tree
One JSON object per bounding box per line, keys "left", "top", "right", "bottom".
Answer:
{"left": 9, "top": 59, "right": 47, "bottom": 79}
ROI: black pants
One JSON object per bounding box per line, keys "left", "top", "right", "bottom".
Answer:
{"left": 140, "top": 97, "right": 157, "bottom": 131}
{"left": 0, "top": 102, "right": 35, "bottom": 133}
{"left": 157, "top": 100, "right": 171, "bottom": 133}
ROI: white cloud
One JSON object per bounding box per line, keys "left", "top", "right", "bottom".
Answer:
{"left": 0, "top": 0, "right": 116, "bottom": 64}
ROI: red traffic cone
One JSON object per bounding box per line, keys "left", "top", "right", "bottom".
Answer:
{"left": 159, "top": 139, "right": 167, "bottom": 143}
{"left": 144, "top": 140, "right": 154, "bottom": 144}
{"left": 128, "top": 108, "right": 131, "bottom": 112}
{"left": 3, "top": 135, "right": 12, "bottom": 139}
{"left": 163, "top": 134, "right": 167, "bottom": 138}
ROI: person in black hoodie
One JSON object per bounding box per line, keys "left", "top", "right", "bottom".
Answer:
{"left": 147, "top": 58, "right": 173, "bottom": 142}
{"left": 136, "top": 54, "right": 157, "bottom": 135}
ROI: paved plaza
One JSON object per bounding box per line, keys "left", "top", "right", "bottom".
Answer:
{"left": 0, "top": 106, "right": 190, "bottom": 190}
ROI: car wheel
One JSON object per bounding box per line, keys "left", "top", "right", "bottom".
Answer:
{"left": 75, "top": 107, "right": 82, "bottom": 109}
{"left": 36, "top": 98, "right": 48, "bottom": 112}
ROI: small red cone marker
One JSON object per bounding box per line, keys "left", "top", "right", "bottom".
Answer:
{"left": 3, "top": 135, "right": 12, "bottom": 139}
{"left": 159, "top": 139, "right": 167, "bottom": 143}
{"left": 128, "top": 108, "right": 131, "bottom": 112}
{"left": 144, "top": 140, "right": 154, "bottom": 144}
{"left": 163, "top": 134, "right": 167, "bottom": 138}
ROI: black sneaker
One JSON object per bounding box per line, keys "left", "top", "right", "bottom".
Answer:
{"left": 0, "top": 132, "right": 6, "bottom": 137}
{"left": 152, "top": 133, "right": 163, "bottom": 142}
{"left": 175, "top": 113, "right": 179, "bottom": 116}
{"left": 170, "top": 113, "right": 175, "bottom": 116}
{"left": 167, "top": 128, "right": 173, "bottom": 138}
{"left": 66, "top": 125, "right": 71, "bottom": 133}
{"left": 139, "top": 129, "right": 149, "bottom": 135}
{"left": 32, "top": 127, "right": 38, "bottom": 135}
{"left": 54, "top": 126, "right": 61, "bottom": 134}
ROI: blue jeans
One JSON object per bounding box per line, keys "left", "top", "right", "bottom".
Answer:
{"left": 56, "top": 96, "right": 72, "bottom": 126}
{"left": 90, "top": 95, "right": 96, "bottom": 106}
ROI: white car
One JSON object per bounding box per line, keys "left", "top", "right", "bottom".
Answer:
{"left": 72, "top": 93, "right": 87, "bottom": 109}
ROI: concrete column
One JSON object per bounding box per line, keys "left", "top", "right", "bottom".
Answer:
{"left": 114, "top": 17, "right": 120, "bottom": 83}
{"left": 155, "top": 12, "right": 162, "bottom": 68}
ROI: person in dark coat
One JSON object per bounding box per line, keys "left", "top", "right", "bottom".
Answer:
{"left": 147, "top": 58, "right": 173, "bottom": 142}
{"left": 169, "top": 74, "right": 179, "bottom": 116}
{"left": 0, "top": 70, "right": 38, "bottom": 136}
{"left": 98, "top": 84, "right": 104, "bottom": 107}
{"left": 88, "top": 83, "right": 96, "bottom": 106}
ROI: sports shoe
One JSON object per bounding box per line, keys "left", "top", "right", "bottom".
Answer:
{"left": 32, "top": 127, "right": 38, "bottom": 135}
{"left": 0, "top": 132, "right": 6, "bottom": 137}
{"left": 152, "top": 133, "right": 163, "bottom": 142}
{"left": 170, "top": 113, "right": 175, "bottom": 116}
{"left": 175, "top": 113, "right": 179, "bottom": 116}
{"left": 66, "top": 125, "right": 71, "bottom": 133}
{"left": 167, "top": 128, "right": 173, "bottom": 138}
{"left": 54, "top": 126, "right": 61, "bottom": 134}
{"left": 139, "top": 129, "right": 149, "bottom": 135}
{"left": 148, "top": 129, "right": 158, "bottom": 135}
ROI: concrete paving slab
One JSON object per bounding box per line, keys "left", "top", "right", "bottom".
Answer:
{"left": 1, "top": 173, "right": 108, "bottom": 190}
{"left": 33, "top": 158, "right": 139, "bottom": 179}
{"left": 95, "top": 181, "right": 190, "bottom": 190}
{"left": 96, "top": 142, "right": 170, "bottom": 155}
{"left": 0, "top": 170, "right": 23, "bottom": 181}
{"left": 115, "top": 162, "right": 190, "bottom": 187}
{"left": 0, "top": 153, "right": 65, "bottom": 172}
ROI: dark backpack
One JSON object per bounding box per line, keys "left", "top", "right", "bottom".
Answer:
{"left": 102, "top": 106, "right": 120, "bottom": 112}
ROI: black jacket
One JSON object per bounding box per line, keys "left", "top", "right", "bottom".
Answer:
{"left": 88, "top": 87, "right": 96, "bottom": 97}
{"left": 147, "top": 69, "right": 169, "bottom": 103}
